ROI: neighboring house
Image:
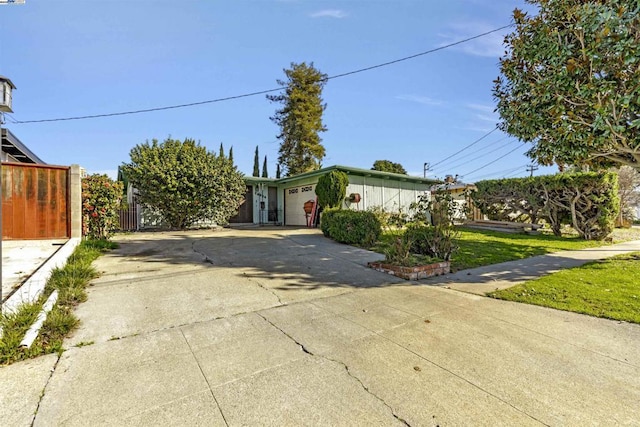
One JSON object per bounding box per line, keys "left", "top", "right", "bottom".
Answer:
{"left": 232, "top": 165, "right": 438, "bottom": 226}
{"left": 430, "top": 175, "right": 481, "bottom": 222}
{"left": 1, "top": 128, "right": 46, "bottom": 164}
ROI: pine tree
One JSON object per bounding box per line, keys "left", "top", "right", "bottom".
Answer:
{"left": 267, "top": 62, "right": 327, "bottom": 176}
{"left": 219, "top": 142, "right": 225, "bottom": 158}
{"left": 228, "top": 146, "right": 234, "bottom": 164}
{"left": 262, "top": 156, "right": 268, "bottom": 178}
{"left": 276, "top": 163, "right": 281, "bottom": 179}
{"left": 253, "top": 146, "right": 260, "bottom": 177}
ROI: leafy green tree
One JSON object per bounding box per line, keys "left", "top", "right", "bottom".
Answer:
{"left": 267, "top": 62, "right": 328, "bottom": 176}
{"left": 262, "top": 156, "right": 268, "bottom": 178}
{"left": 122, "top": 137, "right": 245, "bottom": 229}
{"left": 372, "top": 160, "right": 407, "bottom": 174}
{"left": 82, "top": 174, "right": 124, "bottom": 239}
{"left": 253, "top": 146, "right": 260, "bottom": 177}
{"left": 315, "top": 170, "right": 349, "bottom": 209}
{"left": 494, "top": 0, "right": 640, "bottom": 171}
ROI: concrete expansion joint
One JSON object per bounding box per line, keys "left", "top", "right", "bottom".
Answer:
{"left": 31, "top": 353, "right": 62, "bottom": 427}
{"left": 256, "top": 313, "right": 410, "bottom": 426}
{"left": 378, "top": 333, "right": 549, "bottom": 426}
{"left": 179, "top": 329, "right": 230, "bottom": 427}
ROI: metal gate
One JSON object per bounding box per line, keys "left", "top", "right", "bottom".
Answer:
{"left": 2, "top": 163, "right": 70, "bottom": 239}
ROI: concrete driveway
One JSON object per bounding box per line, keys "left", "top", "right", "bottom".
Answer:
{"left": 7, "top": 228, "right": 640, "bottom": 426}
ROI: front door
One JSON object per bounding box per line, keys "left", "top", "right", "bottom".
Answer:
{"left": 268, "top": 186, "right": 278, "bottom": 223}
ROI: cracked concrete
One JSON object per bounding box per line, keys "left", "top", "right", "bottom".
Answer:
{"left": 3, "top": 228, "right": 640, "bottom": 425}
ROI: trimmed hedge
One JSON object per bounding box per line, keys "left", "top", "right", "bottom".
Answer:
{"left": 472, "top": 172, "right": 619, "bottom": 240}
{"left": 321, "top": 209, "right": 381, "bottom": 246}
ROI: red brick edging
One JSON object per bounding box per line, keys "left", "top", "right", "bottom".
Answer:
{"left": 367, "top": 261, "right": 450, "bottom": 280}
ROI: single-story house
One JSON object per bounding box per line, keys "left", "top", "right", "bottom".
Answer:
{"left": 231, "top": 165, "right": 438, "bottom": 226}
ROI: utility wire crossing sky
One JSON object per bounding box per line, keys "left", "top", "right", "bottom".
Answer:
{"left": 2, "top": 1, "right": 550, "bottom": 181}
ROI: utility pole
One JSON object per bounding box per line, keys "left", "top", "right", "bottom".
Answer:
{"left": 526, "top": 164, "right": 539, "bottom": 177}
{"left": 423, "top": 162, "right": 430, "bottom": 178}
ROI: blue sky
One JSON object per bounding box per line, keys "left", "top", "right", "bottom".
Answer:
{"left": 0, "top": 0, "right": 554, "bottom": 181}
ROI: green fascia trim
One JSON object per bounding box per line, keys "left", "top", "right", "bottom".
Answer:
{"left": 243, "top": 176, "right": 278, "bottom": 184}
{"left": 262, "top": 165, "right": 439, "bottom": 185}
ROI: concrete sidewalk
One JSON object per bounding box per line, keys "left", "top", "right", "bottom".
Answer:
{"left": 440, "top": 239, "right": 640, "bottom": 295}
{"left": 1, "top": 229, "right": 639, "bottom": 426}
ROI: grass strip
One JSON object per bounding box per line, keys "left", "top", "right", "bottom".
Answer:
{"left": 371, "top": 228, "right": 607, "bottom": 271}
{"left": 0, "top": 239, "right": 117, "bottom": 365}
{"left": 489, "top": 252, "right": 640, "bottom": 324}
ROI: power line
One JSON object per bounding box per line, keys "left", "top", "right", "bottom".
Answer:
{"left": 429, "top": 126, "right": 499, "bottom": 169}
{"left": 504, "top": 167, "right": 527, "bottom": 178}
{"left": 13, "top": 24, "right": 514, "bottom": 124}
{"left": 461, "top": 143, "right": 527, "bottom": 179}
{"left": 327, "top": 24, "right": 514, "bottom": 80}
{"left": 463, "top": 164, "right": 526, "bottom": 181}
{"left": 430, "top": 136, "right": 512, "bottom": 173}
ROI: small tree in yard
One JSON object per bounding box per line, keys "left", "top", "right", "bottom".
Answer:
{"left": 122, "top": 137, "right": 246, "bottom": 229}
{"left": 82, "top": 174, "right": 124, "bottom": 239}
{"left": 315, "top": 170, "right": 349, "bottom": 209}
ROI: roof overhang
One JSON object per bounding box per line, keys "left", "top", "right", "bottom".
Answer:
{"left": 1, "top": 128, "right": 46, "bottom": 164}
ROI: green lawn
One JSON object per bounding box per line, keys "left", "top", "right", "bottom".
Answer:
{"left": 371, "top": 227, "right": 613, "bottom": 271}
{"left": 0, "top": 239, "right": 117, "bottom": 365}
{"left": 489, "top": 253, "right": 640, "bottom": 324}
{"left": 451, "top": 228, "right": 608, "bottom": 271}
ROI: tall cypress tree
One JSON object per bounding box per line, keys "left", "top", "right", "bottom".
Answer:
{"left": 267, "top": 62, "right": 327, "bottom": 176}
{"left": 253, "top": 146, "right": 260, "bottom": 177}
{"left": 228, "top": 146, "right": 234, "bottom": 164}
{"left": 262, "top": 156, "right": 268, "bottom": 178}
{"left": 219, "top": 142, "right": 225, "bottom": 158}
{"left": 276, "top": 163, "right": 281, "bottom": 179}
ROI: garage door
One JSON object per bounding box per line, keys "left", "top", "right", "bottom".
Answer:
{"left": 284, "top": 184, "right": 316, "bottom": 226}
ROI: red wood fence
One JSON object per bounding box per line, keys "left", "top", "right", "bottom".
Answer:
{"left": 2, "top": 162, "right": 70, "bottom": 240}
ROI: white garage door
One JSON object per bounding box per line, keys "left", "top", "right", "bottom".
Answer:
{"left": 285, "top": 184, "right": 316, "bottom": 226}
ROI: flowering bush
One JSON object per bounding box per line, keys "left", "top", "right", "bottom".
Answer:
{"left": 82, "top": 174, "right": 124, "bottom": 239}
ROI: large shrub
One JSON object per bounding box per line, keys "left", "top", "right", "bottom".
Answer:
{"left": 121, "top": 137, "right": 245, "bottom": 229}
{"left": 82, "top": 174, "right": 124, "bottom": 239}
{"left": 315, "top": 170, "right": 349, "bottom": 209}
{"left": 405, "top": 191, "right": 460, "bottom": 261}
{"left": 472, "top": 172, "right": 619, "bottom": 240}
{"left": 321, "top": 209, "right": 381, "bottom": 246}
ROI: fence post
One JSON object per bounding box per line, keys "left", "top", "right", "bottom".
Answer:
{"left": 69, "top": 165, "right": 83, "bottom": 238}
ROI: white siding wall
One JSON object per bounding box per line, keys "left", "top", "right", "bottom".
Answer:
{"left": 276, "top": 173, "right": 432, "bottom": 226}
{"left": 343, "top": 175, "right": 430, "bottom": 214}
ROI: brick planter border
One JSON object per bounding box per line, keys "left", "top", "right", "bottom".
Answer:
{"left": 367, "top": 260, "right": 450, "bottom": 280}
